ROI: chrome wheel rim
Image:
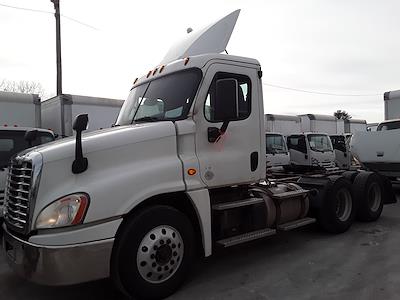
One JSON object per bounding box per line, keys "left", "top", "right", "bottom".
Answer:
{"left": 335, "top": 188, "right": 352, "bottom": 222}
{"left": 137, "top": 225, "right": 184, "bottom": 283}
{"left": 368, "top": 182, "right": 381, "bottom": 212}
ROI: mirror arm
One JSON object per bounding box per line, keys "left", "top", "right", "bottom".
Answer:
{"left": 72, "top": 130, "right": 88, "bottom": 174}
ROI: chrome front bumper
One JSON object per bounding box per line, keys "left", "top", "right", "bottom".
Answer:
{"left": 2, "top": 226, "right": 114, "bottom": 286}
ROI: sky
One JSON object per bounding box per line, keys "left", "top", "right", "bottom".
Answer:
{"left": 1, "top": 0, "right": 400, "bottom": 123}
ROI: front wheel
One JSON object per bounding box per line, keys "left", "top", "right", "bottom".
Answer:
{"left": 112, "top": 205, "right": 195, "bottom": 300}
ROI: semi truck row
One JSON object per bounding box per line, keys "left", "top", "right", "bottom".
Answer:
{"left": 1, "top": 9, "right": 399, "bottom": 300}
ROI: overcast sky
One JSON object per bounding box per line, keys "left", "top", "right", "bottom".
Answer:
{"left": 1, "top": 0, "right": 400, "bottom": 122}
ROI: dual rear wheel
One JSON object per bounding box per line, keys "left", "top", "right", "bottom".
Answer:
{"left": 317, "top": 172, "right": 384, "bottom": 233}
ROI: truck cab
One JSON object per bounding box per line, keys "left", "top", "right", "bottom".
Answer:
{"left": 329, "top": 134, "right": 351, "bottom": 169}
{"left": 286, "top": 133, "right": 336, "bottom": 170}
{"left": 265, "top": 132, "right": 290, "bottom": 168}
{"left": 0, "top": 127, "right": 55, "bottom": 218}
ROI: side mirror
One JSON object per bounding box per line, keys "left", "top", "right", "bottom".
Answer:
{"left": 208, "top": 78, "right": 238, "bottom": 143}
{"left": 73, "top": 114, "right": 89, "bottom": 131}
{"left": 214, "top": 78, "right": 239, "bottom": 121}
{"left": 24, "top": 130, "right": 38, "bottom": 146}
{"left": 72, "top": 114, "right": 89, "bottom": 174}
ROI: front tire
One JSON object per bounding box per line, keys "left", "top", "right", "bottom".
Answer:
{"left": 112, "top": 205, "right": 195, "bottom": 300}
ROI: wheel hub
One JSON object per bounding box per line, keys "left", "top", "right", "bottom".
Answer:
{"left": 137, "top": 225, "right": 184, "bottom": 283}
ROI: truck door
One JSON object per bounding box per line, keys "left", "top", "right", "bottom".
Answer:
{"left": 330, "top": 135, "right": 350, "bottom": 169}
{"left": 287, "top": 135, "right": 309, "bottom": 166}
{"left": 193, "top": 63, "right": 262, "bottom": 187}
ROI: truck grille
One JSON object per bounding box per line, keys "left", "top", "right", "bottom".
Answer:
{"left": 4, "top": 160, "right": 33, "bottom": 233}
{"left": 0, "top": 189, "right": 4, "bottom": 208}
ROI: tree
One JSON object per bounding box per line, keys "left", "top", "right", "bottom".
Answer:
{"left": 334, "top": 110, "right": 352, "bottom": 120}
{"left": 0, "top": 79, "right": 46, "bottom": 98}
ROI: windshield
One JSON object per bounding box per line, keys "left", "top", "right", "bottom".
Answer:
{"left": 377, "top": 121, "right": 400, "bottom": 131}
{"left": 307, "top": 134, "right": 333, "bottom": 152}
{"left": 266, "top": 134, "right": 287, "bottom": 154}
{"left": 116, "top": 69, "right": 202, "bottom": 125}
{"left": 0, "top": 130, "right": 54, "bottom": 167}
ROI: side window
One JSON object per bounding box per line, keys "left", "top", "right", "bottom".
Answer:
{"left": 204, "top": 72, "right": 251, "bottom": 122}
{"left": 287, "top": 136, "right": 307, "bottom": 153}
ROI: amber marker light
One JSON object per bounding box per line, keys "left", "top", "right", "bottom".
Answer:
{"left": 187, "top": 168, "right": 197, "bottom": 176}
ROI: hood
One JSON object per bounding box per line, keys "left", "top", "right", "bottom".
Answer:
{"left": 34, "top": 122, "right": 177, "bottom": 163}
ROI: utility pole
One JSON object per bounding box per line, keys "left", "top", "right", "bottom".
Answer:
{"left": 51, "top": 0, "right": 62, "bottom": 95}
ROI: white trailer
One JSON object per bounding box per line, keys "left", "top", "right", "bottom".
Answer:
{"left": 344, "top": 119, "right": 367, "bottom": 133}
{"left": 264, "top": 114, "right": 301, "bottom": 135}
{"left": 42, "top": 94, "right": 124, "bottom": 137}
{"left": 0, "top": 91, "right": 41, "bottom": 127}
{"left": 384, "top": 90, "right": 400, "bottom": 120}
{"left": 2, "top": 10, "right": 395, "bottom": 300}
{"left": 299, "top": 114, "right": 345, "bottom": 134}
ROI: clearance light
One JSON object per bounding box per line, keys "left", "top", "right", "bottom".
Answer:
{"left": 184, "top": 57, "right": 190, "bottom": 65}
{"left": 159, "top": 65, "right": 165, "bottom": 73}
{"left": 133, "top": 78, "right": 138, "bottom": 84}
{"left": 146, "top": 70, "right": 152, "bottom": 78}
{"left": 187, "top": 168, "right": 197, "bottom": 176}
{"left": 3, "top": 124, "right": 8, "bottom": 127}
{"left": 152, "top": 68, "right": 158, "bottom": 76}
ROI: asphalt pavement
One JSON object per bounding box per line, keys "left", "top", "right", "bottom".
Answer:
{"left": 1, "top": 190, "right": 400, "bottom": 300}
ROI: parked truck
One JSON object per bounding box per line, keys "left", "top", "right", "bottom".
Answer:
{"left": 41, "top": 94, "right": 124, "bottom": 137}
{"left": 2, "top": 10, "right": 395, "bottom": 300}
{"left": 0, "top": 91, "right": 55, "bottom": 218}
{"left": 384, "top": 89, "right": 400, "bottom": 120}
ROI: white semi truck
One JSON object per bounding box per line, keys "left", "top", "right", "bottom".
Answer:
{"left": 2, "top": 11, "right": 395, "bottom": 300}
{"left": 41, "top": 94, "right": 124, "bottom": 137}
{"left": 0, "top": 92, "right": 55, "bottom": 218}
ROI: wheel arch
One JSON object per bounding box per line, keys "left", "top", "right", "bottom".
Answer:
{"left": 115, "top": 191, "right": 209, "bottom": 258}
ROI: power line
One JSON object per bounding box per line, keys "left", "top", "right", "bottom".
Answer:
{"left": 263, "top": 82, "right": 382, "bottom": 97}
{"left": 0, "top": 2, "right": 98, "bottom": 30}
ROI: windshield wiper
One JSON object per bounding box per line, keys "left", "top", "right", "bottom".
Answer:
{"left": 134, "top": 116, "right": 162, "bottom": 123}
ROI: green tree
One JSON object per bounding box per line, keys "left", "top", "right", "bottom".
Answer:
{"left": 334, "top": 110, "right": 352, "bottom": 120}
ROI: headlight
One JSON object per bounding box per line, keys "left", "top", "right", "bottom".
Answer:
{"left": 35, "top": 193, "right": 89, "bottom": 229}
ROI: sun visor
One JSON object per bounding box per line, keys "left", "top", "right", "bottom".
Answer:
{"left": 160, "top": 9, "right": 240, "bottom": 65}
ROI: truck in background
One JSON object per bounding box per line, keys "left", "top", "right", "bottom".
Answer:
{"left": 384, "top": 89, "right": 400, "bottom": 120}
{"left": 41, "top": 94, "right": 124, "bottom": 137}
{"left": 264, "top": 114, "right": 301, "bottom": 168}
{"left": 299, "top": 114, "right": 345, "bottom": 134}
{"left": 344, "top": 119, "right": 367, "bottom": 133}
{"left": 2, "top": 10, "right": 395, "bottom": 300}
{"left": 0, "top": 91, "right": 55, "bottom": 218}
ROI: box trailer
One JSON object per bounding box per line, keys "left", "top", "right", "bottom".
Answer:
{"left": 384, "top": 90, "right": 400, "bottom": 120}
{"left": 299, "top": 114, "right": 345, "bottom": 134}
{"left": 344, "top": 119, "right": 367, "bottom": 133}
{"left": 0, "top": 91, "right": 41, "bottom": 127}
{"left": 264, "top": 114, "right": 301, "bottom": 135}
{"left": 41, "top": 94, "right": 124, "bottom": 137}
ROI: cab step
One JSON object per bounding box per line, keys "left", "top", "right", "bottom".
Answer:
{"left": 270, "top": 189, "right": 309, "bottom": 201}
{"left": 216, "top": 228, "right": 276, "bottom": 247}
{"left": 277, "top": 217, "right": 316, "bottom": 231}
{"left": 212, "top": 197, "right": 264, "bottom": 210}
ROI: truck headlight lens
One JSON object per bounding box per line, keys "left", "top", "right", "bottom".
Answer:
{"left": 35, "top": 193, "right": 89, "bottom": 229}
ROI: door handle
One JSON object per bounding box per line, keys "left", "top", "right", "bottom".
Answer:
{"left": 250, "top": 152, "right": 258, "bottom": 171}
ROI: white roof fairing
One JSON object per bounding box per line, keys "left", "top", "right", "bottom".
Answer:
{"left": 160, "top": 10, "right": 241, "bottom": 65}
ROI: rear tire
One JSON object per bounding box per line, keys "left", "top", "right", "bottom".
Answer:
{"left": 317, "top": 177, "right": 355, "bottom": 234}
{"left": 353, "top": 172, "right": 384, "bottom": 222}
{"left": 112, "top": 205, "right": 195, "bottom": 300}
